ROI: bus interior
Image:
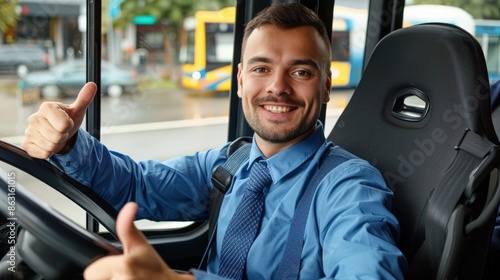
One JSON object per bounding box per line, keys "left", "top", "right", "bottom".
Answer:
{"left": 0, "top": 0, "right": 500, "bottom": 279}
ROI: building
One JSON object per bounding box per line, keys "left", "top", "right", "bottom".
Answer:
{"left": 2, "top": 0, "right": 85, "bottom": 63}
{"left": 2, "top": 0, "right": 169, "bottom": 69}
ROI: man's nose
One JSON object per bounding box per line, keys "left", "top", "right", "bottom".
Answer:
{"left": 266, "top": 71, "right": 291, "bottom": 95}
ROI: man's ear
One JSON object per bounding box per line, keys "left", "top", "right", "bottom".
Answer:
{"left": 237, "top": 63, "right": 243, "bottom": 98}
{"left": 323, "top": 70, "right": 332, "bottom": 103}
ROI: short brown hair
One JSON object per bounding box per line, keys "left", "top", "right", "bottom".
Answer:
{"left": 241, "top": 3, "right": 332, "bottom": 76}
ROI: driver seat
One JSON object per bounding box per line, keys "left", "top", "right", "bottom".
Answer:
{"left": 328, "top": 23, "right": 500, "bottom": 279}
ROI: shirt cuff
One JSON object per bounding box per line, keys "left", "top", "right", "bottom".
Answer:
{"left": 48, "top": 128, "right": 92, "bottom": 183}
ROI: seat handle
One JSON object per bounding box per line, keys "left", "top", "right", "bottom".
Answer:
{"left": 391, "top": 87, "right": 430, "bottom": 122}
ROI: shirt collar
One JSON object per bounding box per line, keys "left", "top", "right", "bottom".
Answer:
{"left": 248, "top": 121, "right": 326, "bottom": 183}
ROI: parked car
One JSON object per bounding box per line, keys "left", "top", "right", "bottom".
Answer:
{"left": 0, "top": 44, "right": 50, "bottom": 77}
{"left": 19, "top": 60, "right": 138, "bottom": 98}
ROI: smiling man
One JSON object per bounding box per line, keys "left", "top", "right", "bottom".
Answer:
{"left": 22, "top": 3, "right": 407, "bottom": 279}
{"left": 237, "top": 22, "right": 331, "bottom": 155}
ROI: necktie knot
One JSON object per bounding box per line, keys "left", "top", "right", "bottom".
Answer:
{"left": 246, "top": 162, "right": 272, "bottom": 193}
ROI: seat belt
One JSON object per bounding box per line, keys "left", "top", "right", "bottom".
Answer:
{"left": 198, "top": 137, "right": 252, "bottom": 269}
{"left": 209, "top": 136, "right": 252, "bottom": 241}
{"left": 420, "top": 129, "right": 498, "bottom": 278}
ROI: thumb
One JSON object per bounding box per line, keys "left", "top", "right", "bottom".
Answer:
{"left": 117, "top": 202, "right": 149, "bottom": 254}
{"left": 70, "top": 82, "right": 97, "bottom": 112}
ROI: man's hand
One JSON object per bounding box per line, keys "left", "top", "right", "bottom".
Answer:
{"left": 22, "top": 82, "right": 97, "bottom": 158}
{"left": 84, "top": 202, "right": 194, "bottom": 280}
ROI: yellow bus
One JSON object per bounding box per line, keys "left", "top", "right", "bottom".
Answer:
{"left": 179, "top": 7, "right": 235, "bottom": 93}
{"left": 330, "top": 5, "right": 368, "bottom": 89}
{"left": 179, "top": 6, "right": 367, "bottom": 93}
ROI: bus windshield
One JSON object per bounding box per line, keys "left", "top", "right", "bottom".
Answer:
{"left": 205, "top": 22, "right": 234, "bottom": 65}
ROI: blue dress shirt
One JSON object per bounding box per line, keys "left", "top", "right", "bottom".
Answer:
{"left": 50, "top": 122, "right": 407, "bottom": 279}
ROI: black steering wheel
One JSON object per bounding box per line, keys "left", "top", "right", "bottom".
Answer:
{"left": 0, "top": 140, "right": 122, "bottom": 278}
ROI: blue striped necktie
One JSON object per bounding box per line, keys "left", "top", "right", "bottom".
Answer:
{"left": 218, "top": 161, "right": 272, "bottom": 279}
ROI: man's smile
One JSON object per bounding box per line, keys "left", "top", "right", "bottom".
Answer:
{"left": 263, "top": 105, "right": 296, "bottom": 113}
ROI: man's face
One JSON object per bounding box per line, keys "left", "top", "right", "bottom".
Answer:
{"left": 237, "top": 25, "right": 331, "bottom": 146}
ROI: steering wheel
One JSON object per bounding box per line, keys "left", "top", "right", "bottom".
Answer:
{"left": 0, "top": 140, "right": 122, "bottom": 278}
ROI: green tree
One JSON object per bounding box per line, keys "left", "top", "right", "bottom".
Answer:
{"left": 113, "top": 0, "right": 233, "bottom": 29}
{"left": 413, "top": 0, "right": 500, "bottom": 19}
{"left": 110, "top": 0, "right": 233, "bottom": 80}
{"left": 0, "top": 0, "right": 19, "bottom": 32}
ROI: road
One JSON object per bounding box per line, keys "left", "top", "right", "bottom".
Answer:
{"left": 0, "top": 76, "right": 232, "bottom": 138}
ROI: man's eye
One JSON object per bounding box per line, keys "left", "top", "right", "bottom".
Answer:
{"left": 294, "top": 70, "right": 310, "bottom": 76}
{"left": 254, "top": 67, "right": 267, "bottom": 73}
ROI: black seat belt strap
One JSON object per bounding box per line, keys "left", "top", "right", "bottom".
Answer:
{"left": 424, "top": 129, "right": 497, "bottom": 278}
{"left": 209, "top": 137, "right": 252, "bottom": 238}
{"left": 199, "top": 137, "right": 251, "bottom": 269}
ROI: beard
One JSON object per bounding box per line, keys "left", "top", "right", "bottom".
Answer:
{"left": 244, "top": 95, "right": 319, "bottom": 143}
{"left": 251, "top": 117, "right": 317, "bottom": 143}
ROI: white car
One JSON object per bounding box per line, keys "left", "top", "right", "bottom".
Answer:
{"left": 19, "top": 60, "right": 138, "bottom": 98}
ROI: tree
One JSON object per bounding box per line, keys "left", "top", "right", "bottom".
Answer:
{"left": 0, "top": 0, "right": 19, "bottom": 33}
{"left": 413, "top": 0, "right": 500, "bottom": 19}
{"left": 113, "top": 0, "right": 233, "bottom": 29}
{"left": 111, "top": 0, "right": 233, "bottom": 80}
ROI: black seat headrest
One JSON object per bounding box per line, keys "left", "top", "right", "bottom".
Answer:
{"left": 328, "top": 23, "right": 500, "bottom": 279}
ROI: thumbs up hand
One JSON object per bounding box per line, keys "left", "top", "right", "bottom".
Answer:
{"left": 23, "top": 82, "right": 97, "bottom": 158}
{"left": 83, "top": 202, "right": 194, "bottom": 280}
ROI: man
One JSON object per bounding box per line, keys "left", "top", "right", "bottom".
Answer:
{"left": 23, "top": 3, "right": 407, "bottom": 279}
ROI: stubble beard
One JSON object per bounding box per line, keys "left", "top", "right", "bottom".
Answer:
{"left": 251, "top": 116, "right": 316, "bottom": 143}
{"left": 244, "top": 97, "right": 318, "bottom": 143}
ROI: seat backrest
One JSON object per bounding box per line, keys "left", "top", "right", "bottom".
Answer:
{"left": 328, "top": 23, "right": 500, "bottom": 279}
